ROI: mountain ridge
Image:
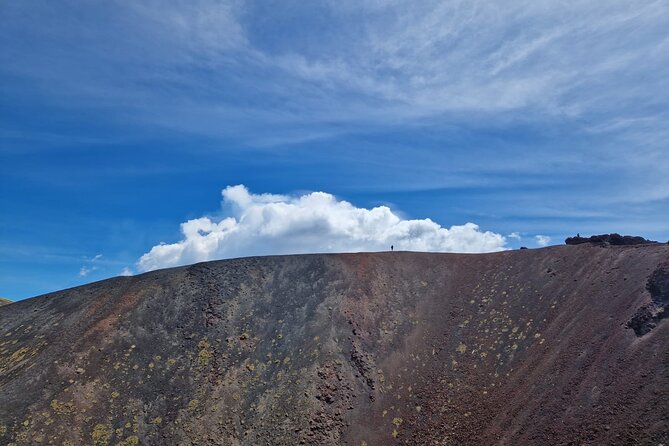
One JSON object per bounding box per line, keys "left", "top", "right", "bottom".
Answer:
{"left": 1, "top": 245, "right": 667, "bottom": 445}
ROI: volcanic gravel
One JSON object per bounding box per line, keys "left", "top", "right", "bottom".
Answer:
{"left": 1, "top": 244, "right": 667, "bottom": 445}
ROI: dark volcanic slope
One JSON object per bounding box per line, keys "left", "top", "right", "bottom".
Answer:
{"left": 1, "top": 245, "right": 668, "bottom": 446}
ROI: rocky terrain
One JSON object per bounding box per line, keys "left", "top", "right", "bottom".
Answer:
{"left": 1, "top": 244, "right": 667, "bottom": 445}
{"left": 565, "top": 233, "right": 659, "bottom": 246}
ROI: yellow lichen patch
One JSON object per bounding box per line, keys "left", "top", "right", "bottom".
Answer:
{"left": 14, "top": 431, "right": 29, "bottom": 442}
{"left": 187, "top": 399, "right": 199, "bottom": 411}
{"left": 151, "top": 416, "right": 162, "bottom": 425}
{"left": 197, "top": 340, "right": 213, "bottom": 366}
{"left": 9, "top": 346, "right": 31, "bottom": 363}
{"left": 91, "top": 423, "right": 112, "bottom": 446}
{"left": 111, "top": 391, "right": 120, "bottom": 399}
{"left": 50, "top": 399, "right": 75, "bottom": 415}
{"left": 117, "top": 435, "right": 139, "bottom": 446}
{"left": 456, "top": 343, "right": 467, "bottom": 354}
{"left": 392, "top": 429, "right": 399, "bottom": 438}
{"left": 392, "top": 417, "right": 403, "bottom": 427}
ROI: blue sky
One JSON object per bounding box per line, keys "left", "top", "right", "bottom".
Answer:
{"left": 1, "top": 0, "right": 668, "bottom": 301}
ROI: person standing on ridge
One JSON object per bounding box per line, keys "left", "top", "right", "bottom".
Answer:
{"left": 391, "top": 245, "right": 394, "bottom": 251}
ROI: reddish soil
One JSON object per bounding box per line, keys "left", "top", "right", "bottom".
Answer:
{"left": 0, "top": 244, "right": 667, "bottom": 445}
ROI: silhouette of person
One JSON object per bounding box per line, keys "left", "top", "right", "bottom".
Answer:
{"left": 391, "top": 245, "right": 394, "bottom": 251}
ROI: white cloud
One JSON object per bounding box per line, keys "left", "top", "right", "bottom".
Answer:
{"left": 535, "top": 235, "right": 551, "bottom": 247}
{"left": 120, "top": 267, "right": 134, "bottom": 277}
{"left": 126, "top": 0, "right": 247, "bottom": 54}
{"left": 8, "top": 0, "right": 666, "bottom": 135}
{"left": 260, "top": 0, "right": 669, "bottom": 121}
{"left": 79, "top": 253, "right": 102, "bottom": 276}
{"left": 508, "top": 232, "right": 522, "bottom": 240}
{"left": 137, "top": 185, "right": 507, "bottom": 271}
{"left": 79, "top": 266, "right": 95, "bottom": 277}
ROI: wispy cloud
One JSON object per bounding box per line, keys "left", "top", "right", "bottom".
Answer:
{"left": 3, "top": 1, "right": 667, "bottom": 136}
{"left": 78, "top": 253, "right": 103, "bottom": 276}
{"left": 535, "top": 235, "right": 552, "bottom": 247}
{"left": 79, "top": 266, "right": 95, "bottom": 277}
{"left": 5, "top": 1, "right": 667, "bottom": 203}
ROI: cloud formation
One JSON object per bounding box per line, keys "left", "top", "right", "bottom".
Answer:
{"left": 535, "top": 235, "right": 551, "bottom": 247}
{"left": 3, "top": 0, "right": 668, "bottom": 207}
{"left": 4, "top": 1, "right": 667, "bottom": 141}
{"left": 137, "top": 185, "right": 507, "bottom": 271}
{"left": 79, "top": 254, "right": 102, "bottom": 276}
{"left": 120, "top": 267, "right": 133, "bottom": 277}
{"left": 79, "top": 266, "right": 94, "bottom": 277}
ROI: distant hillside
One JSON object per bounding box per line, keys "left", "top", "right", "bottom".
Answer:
{"left": 1, "top": 245, "right": 667, "bottom": 445}
{"left": 0, "top": 297, "right": 11, "bottom": 307}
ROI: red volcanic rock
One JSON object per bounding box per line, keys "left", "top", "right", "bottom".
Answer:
{"left": 1, "top": 245, "right": 668, "bottom": 445}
